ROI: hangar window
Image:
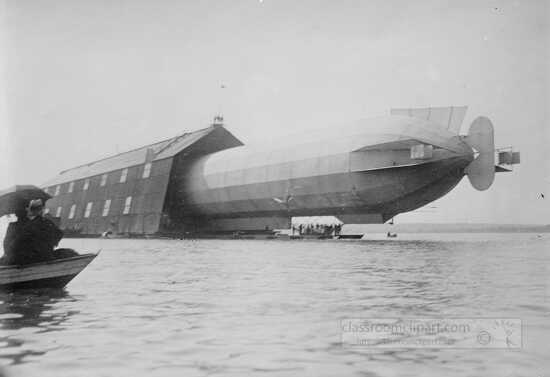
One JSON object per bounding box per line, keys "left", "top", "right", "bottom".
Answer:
{"left": 84, "top": 202, "right": 93, "bottom": 218}
{"left": 142, "top": 163, "right": 152, "bottom": 178}
{"left": 120, "top": 168, "right": 128, "bottom": 183}
{"left": 54, "top": 185, "right": 60, "bottom": 196}
{"left": 56, "top": 207, "right": 62, "bottom": 217}
{"left": 123, "top": 196, "right": 132, "bottom": 214}
{"left": 83, "top": 178, "right": 90, "bottom": 190}
{"left": 68, "top": 204, "right": 76, "bottom": 219}
{"left": 100, "top": 174, "right": 108, "bottom": 186}
{"left": 102, "top": 199, "right": 111, "bottom": 217}
{"left": 68, "top": 181, "right": 74, "bottom": 193}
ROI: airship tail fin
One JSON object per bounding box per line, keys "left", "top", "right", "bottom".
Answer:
{"left": 464, "top": 117, "right": 495, "bottom": 191}
{"left": 390, "top": 106, "right": 467, "bottom": 134}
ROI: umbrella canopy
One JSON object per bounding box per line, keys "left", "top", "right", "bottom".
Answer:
{"left": 0, "top": 185, "right": 52, "bottom": 217}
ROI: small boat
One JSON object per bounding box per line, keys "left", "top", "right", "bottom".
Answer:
{"left": 0, "top": 253, "right": 98, "bottom": 291}
{"left": 337, "top": 234, "right": 364, "bottom": 239}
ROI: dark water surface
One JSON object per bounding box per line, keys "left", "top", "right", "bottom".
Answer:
{"left": 0, "top": 234, "right": 548, "bottom": 376}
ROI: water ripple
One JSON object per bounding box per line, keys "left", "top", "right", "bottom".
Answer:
{"left": 0, "top": 234, "right": 548, "bottom": 376}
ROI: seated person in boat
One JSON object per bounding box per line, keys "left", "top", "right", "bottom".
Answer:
{"left": 1, "top": 199, "right": 78, "bottom": 265}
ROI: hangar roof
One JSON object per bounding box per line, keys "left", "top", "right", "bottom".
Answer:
{"left": 43, "top": 124, "right": 243, "bottom": 187}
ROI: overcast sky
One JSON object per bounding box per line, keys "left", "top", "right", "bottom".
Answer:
{"left": 0, "top": 0, "right": 548, "bottom": 224}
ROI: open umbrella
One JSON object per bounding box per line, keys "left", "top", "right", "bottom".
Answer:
{"left": 0, "top": 185, "right": 52, "bottom": 217}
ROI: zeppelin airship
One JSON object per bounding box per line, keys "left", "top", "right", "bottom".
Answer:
{"left": 43, "top": 106, "right": 520, "bottom": 236}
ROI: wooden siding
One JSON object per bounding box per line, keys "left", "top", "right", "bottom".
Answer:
{"left": 44, "top": 159, "right": 173, "bottom": 235}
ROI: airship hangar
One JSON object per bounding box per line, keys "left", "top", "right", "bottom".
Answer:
{"left": 42, "top": 107, "right": 520, "bottom": 236}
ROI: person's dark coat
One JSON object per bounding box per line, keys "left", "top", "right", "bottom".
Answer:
{"left": 1, "top": 218, "right": 29, "bottom": 265}
{"left": 7, "top": 216, "right": 63, "bottom": 265}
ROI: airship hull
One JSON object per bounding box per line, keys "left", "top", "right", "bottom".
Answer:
{"left": 175, "top": 116, "right": 475, "bottom": 232}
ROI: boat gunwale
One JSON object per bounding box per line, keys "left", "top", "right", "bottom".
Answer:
{"left": 0, "top": 252, "right": 98, "bottom": 270}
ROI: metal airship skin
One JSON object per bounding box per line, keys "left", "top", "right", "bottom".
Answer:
{"left": 176, "top": 107, "right": 518, "bottom": 231}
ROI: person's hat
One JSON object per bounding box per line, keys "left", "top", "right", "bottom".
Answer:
{"left": 28, "top": 199, "right": 44, "bottom": 209}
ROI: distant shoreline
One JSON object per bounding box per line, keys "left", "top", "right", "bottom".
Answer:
{"left": 342, "top": 223, "right": 550, "bottom": 234}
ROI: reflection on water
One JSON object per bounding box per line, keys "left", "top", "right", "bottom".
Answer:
{"left": 0, "top": 234, "right": 548, "bottom": 376}
{"left": 0, "top": 289, "right": 77, "bottom": 366}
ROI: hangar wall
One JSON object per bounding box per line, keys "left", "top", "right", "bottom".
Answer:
{"left": 42, "top": 123, "right": 244, "bottom": 236}
{"left": 44, "top": 158, "right": 173, "bottom": 236}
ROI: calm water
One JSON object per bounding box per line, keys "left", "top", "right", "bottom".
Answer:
{"left": 0, "top": 234, "right": 548, "bottom": 377}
